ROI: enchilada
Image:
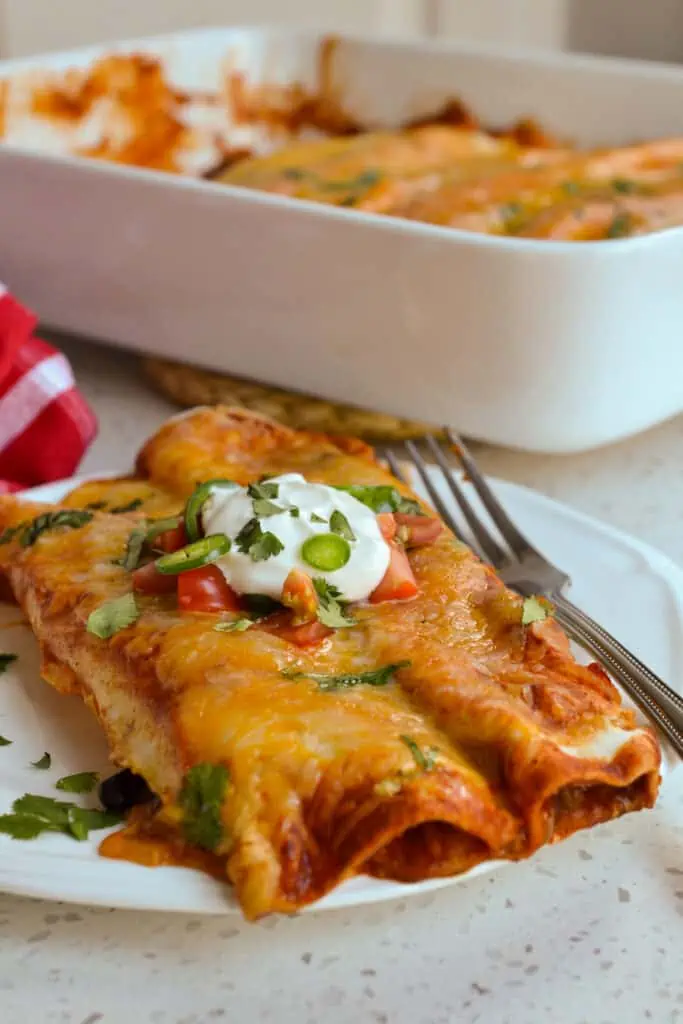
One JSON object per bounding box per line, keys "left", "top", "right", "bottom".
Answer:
{"left": 0, "top": 409, "right": 661, "bottom": 918}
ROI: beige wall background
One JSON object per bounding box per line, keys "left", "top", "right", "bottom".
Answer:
{"left": 1, "top": 0, "right": 680, "bottom": 60}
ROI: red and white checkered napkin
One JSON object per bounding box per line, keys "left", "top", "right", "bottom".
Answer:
{"left": 0, "top": 287, "right": 97, "bottom": 493}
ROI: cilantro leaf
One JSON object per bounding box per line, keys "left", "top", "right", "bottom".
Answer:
{"left": 235, "top": 518, "right": 261, "bottom": 553}
{"left": 214, "top": 618, "right": 253, "bottom": 633}
{"left": 20, "top": 509, "right": 94, "bottom": 547}
{"left": 13, "top": 794, "right": 72, "bottom": 827}
{"left": 0, "top": 793, "right": 121, "bottom": 842}
{"left": 336, "top": 485, "right": 422, "bottom": 517}
{"left": 400, "top": 735, "right": 438, "bottom": 771}
{"left": 0, "top": 814, "right": 52, "bottom": 839}
{"left": 0, "top": 653, "right": 17, "bottom": 674}
{"left": 310, "top": 513, "right": 327, "bottom": 524}
{"left": 87, "top": 594, "right": 139, "bottom": 639}
{"left": 606, "top": 211, "right": 634, "bottom": 239}
{"left": 179, "top": 763, "right": 229, "bottom": 852}
{"left": 284, "top": 659, "right": 410, "bottom": 692}
{"left": 56, "top": 771, "right": 99, "bottom": 794}
{"left": 67, "top": 806, "right": 121, "bottom": 841}
{"left": 329, "top": 510, "right": 356, "bottom": 541}
{"left": 250, "top": 481, "right": 279, "bottom": 500}
{"left": 110, "top": 498, "right": 144, "bottom": 514}
{"left": 521, "top": 596, "right": 552, "bottom": 626}
{"left": 312, "top": 578, "right": 356, "bottom": 628}
{"left": 31, "top": 752, "right": 51, "bottom": 770}
{"left": 252, "top": 498, "right": 284, "bottom": 517}
{"left": 0, "top": 525, "right": 20, "bottom": 545}
{"left": 248, "top": 482, "right": 283, "bottom": 518}
{"left": 235, "top": 518, "right": 283, "bottom": 562}
{"left": 289, "top": 508, "right": 301, "bottom": 518}
{"left": 0, "top": 736, "right": 11, "bottom": 747}
{"left": 250, "top": 531, "right": 284, "bottom": 562}
{"left": 611, "top": 178, "right": 639, "bottom": 195}
{"left": 84, "top": 501, "right": 107, "bottom": 510}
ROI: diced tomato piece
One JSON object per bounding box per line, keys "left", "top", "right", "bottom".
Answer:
{"left": 154, "top": 524, "right": 188, "bottom": 553}
{"left": 132, "top": 561, "right": 177, "bottom": 595}
{"left": 281, "top": 569, "right": 318, "bottom": 624}
{"left": 369, "top": 543, "right": 418, "bottom": 603}
{"left": 394, "top": 513, "right": 443, "bottom": 548}
{"left": 259, "top": 612, "right": 333, "bottom": 648}
{"left": 376, "top": 512, "right": 397, "bottom": 542}
{"left": 177, "top": 565, "right": 240, "bottom": 613}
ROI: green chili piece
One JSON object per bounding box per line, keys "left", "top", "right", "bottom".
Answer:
{"left": 184, "top": 480, "right": 236, "bottom": 542}
{"left": 155, "top": 535, "right": 231, "bottom": 575}
{"left": 301, "top": 533, "right": 351, "bottom": 572}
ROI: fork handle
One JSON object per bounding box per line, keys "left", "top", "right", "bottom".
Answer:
{"left": 553, "top": 593, "right": 683, "bottom": 757}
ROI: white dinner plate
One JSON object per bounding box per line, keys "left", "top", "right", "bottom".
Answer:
{"left": 0, "top": 472, "right": 679, "bottom": 915}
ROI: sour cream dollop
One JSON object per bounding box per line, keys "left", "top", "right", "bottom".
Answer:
{"left": 201, "top": 473, "right": 390, "bottom": 602}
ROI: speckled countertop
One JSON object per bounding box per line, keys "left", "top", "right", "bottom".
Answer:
{"left": 1, "top": 336, "right": 682, "bottom": 1024}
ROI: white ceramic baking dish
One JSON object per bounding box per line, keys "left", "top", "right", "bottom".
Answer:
{"left": 1, "top": 27, "right": 683, "bottom": 454}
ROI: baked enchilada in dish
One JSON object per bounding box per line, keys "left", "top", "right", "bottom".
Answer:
{"left": 219, "top": 129, "right": 683, "bottom": 241}
{"left": 4, "top": 49, "right": 683, "bottom": 242}
{"left": 0, "top": 409, "right": 661, "bottom": 918}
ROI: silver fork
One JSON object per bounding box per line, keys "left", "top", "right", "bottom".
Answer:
{"left": 382, "top": 430, "right": 683, "bottom": 758}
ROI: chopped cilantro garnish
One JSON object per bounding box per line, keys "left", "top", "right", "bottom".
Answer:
{"left": 0, "top": 653, "right": 17, "bottom": 673}
{"left": 310, "top": 513, "right": 327, "bottom": 524}
{"left": 110, "top": 498, "right": 144, "bottom": 514}
{"left": 521, "top": 595, "right": 552, "bottom": 626}
{"left": 312, "top": 578, "right": 356, "bottom": 628}
{"left": 289, "top": 508, "right": 301, "bottom": 518}
{"left": 0, "top": 814, "right": 50, "bottom": 839}
{"left": 0, "top": 525, "right": 20, "bottom": 545}
{"left": 400, "top": 735, "right": 438, "bottom": 771}
{"left": 67, "top": 806, "right": 120, "bottom": 841}
{"left": 84, "top": 501, "right": 107, "bottom": 510}
{"left": 56, "top": 771, "right": 99, "bottom": 794}
{"left": 607, "top": 211, "right": 634, "bottom": 239}
{"left": 283, "top": 659, "right": 410, "bottom": 692}
{"left": 235, "top": 518, "right": 283, "bottom": 561}
{"left": 0, "top": 736, "right": 11, "bottom": 747}
{"left": 249, "top": 480, "right": 279, "bottom": 500}
{"left": 611, "top": 178, "right": 638, "bottom": 195}
{"left": 86, "top": 594, "right": 139, "bottom": 639}
{"left": 20, "top": 509, "right": 93, "bottom": 547}
{"left": 12, "top": 793, "right": 72, "bottom": 824}
{"left": 179, "top": 763, "right": 229, "bottom": 852}
{"left": 251, "top": 531, "right": 284, "bottom": 562}
{"left": 30, "top": 752, "right": 51, "bottom": 770}
{"left": 248, "top": 481, "right": 283, "bottom": 517}
{"left": 0, "top": 792, "right": 121, "bottom": 841}
{"left": 336, "top": 485, "right": 422, "bottom": 517}
{"left": 327, "top": 169, "right": 382, "bottom": 205}
{"left": 330, "top": 510, "right": 356, "bottom": 541}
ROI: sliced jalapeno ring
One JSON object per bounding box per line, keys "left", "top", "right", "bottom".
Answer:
{"left": 155, "top": 534, "right": 231, "bottom": 575}
{"left": 301, "top": 533, "right": 351, "bottom": 572}
{"left": 184, "top": 479, "right": 237, "bottom": 543}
